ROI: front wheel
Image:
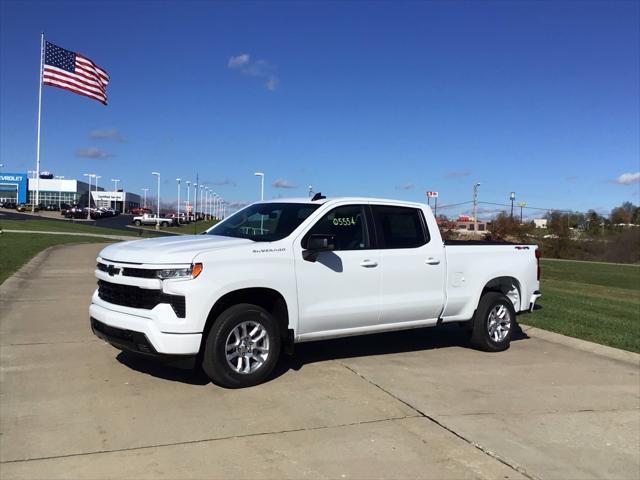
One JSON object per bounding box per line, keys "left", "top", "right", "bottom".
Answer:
{"left": 470, "top": 292, "right": 516, "bottom": 352}
{"left": 202, "top": 304, "right": 281, "bottom": 388}
{"left": 134, "top": 220, "right": 141, "bottom": 226}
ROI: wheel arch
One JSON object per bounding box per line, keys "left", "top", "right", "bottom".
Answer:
{"left": 199, "top": 287, "right": 291, "bottom": 355}
{"left": 479, "top": 276, "right": 522, "bottom": 312}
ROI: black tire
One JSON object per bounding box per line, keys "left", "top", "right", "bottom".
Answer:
{"left": 470, "top": 292, "right": 516, "bottom": 352}
{"left": 134, "top": 220, "right": 141, "bottom": 226}
{"left": 202, "top": 303, "right": 281, "bottom": 388}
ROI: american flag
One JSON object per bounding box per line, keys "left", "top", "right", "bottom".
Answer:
{"left": 43, "top": 41, "right": 109, "bottom": 105}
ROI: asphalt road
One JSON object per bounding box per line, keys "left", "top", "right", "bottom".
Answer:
{"left": 1, "top": 243, "right": 639, "bottom": 479}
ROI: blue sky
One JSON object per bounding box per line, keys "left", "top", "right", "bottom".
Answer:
{"left": 1, "top": 0, "right": 638, "bottom": 217}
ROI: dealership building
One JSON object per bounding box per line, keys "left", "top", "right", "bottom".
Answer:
{"left": 0, "top": 172, "right": 141, "bottom": 212}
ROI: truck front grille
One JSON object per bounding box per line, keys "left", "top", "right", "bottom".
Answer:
{"left": 97, "top": 280, "right": 185, "bottom": 317}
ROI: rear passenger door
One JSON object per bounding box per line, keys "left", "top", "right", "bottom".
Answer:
{"left": 372, "top": 205, "right": 445, "bottom": 325}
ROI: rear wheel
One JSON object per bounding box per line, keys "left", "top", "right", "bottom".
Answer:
{"left": 202, "top": 303, "right": 281, "bottom": 388}
{"left": 134, "top": 220, "right": 141, "bottom": 226}
{"left": 470, "top": 292, "right": 515, "bottom": 352}
{"left": 161, "top": 221, "right": 169, "bottom": 227}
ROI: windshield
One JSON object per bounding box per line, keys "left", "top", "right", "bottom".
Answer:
{"left": 207, "top": 202, "right": 320, "bottom": 242}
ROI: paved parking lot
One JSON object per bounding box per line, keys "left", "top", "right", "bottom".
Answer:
{"left": 1, "top": 243, "right": 638, "bottom": 479}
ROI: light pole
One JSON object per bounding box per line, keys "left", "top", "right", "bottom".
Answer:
{"left": 199, "top": 185, "right": 204, "bottom": 220}
{"left": 55, "top": 175, "right": 64, "bottom": 209}
{"left": 176, "top": 178, "right": 181, "bottom": 223}
{"left": 193, "top": 183, "right": 198, "bottom": 221}
{"left": 152, "top": 172, "right": 161, "bottom": 229}
{"left": 308, "top": 185, "right": 313, "bottom": 198}
{"left": 141, "top": 188, "right": 149, "bottom": 209}
{"left": 204, "top": 187, "right": 209, "bottom": 220}
{"left": 112, "top": 178, "right": 120, "bottom": 191}
{"left": 510, "top": 192, "right": 516, "bottom": 219}
{"left": 83, "top": 173, "right": 94, "bottom": 218}
{"left": 472, "top": 182, "right": 481, "bottom": 230}
{"left": 186, "top": 181, "right": 191, "bottom": 221}
{"left": 0, "top": 163, "right": 4, "bottom": 173}
{"left": 254, "top": 172, "right": 264, "bottom": 201}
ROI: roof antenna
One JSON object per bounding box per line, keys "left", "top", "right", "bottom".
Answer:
{"left": 311, "top": 192, "right": 326, "bottom": 201}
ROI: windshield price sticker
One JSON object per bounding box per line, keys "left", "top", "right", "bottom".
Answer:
{"left": 333, "top": 216, "right": 357, "bottom": 226}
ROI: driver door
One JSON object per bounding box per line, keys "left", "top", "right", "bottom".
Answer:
{"left": 293, "top": 204, "right": 382, "bottom": 336}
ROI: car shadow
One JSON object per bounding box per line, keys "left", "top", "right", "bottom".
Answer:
{"left": 114, "top": 321, "right": 530, "bottom": 386}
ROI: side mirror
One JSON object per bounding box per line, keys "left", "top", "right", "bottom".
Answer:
{"left": 303, "top": 234, "right": 336, "bottom": 262}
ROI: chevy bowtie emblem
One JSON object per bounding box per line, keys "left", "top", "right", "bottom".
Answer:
{"left": 106, "top": 265, "right": 120, "bottom": 276}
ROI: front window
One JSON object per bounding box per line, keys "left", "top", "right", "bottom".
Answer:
{"left": 208, "top": 202, "right": 320, "bottom": 242}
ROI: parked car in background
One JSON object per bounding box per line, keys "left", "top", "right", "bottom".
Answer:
{"left": 130, "top": 207, "right": 152, "bottom": 216}
{"left": 1, "top": 201, "right": 17, "bottom": 209}
{"left": 16, "top": 203, "right": 39, "bottom": 212}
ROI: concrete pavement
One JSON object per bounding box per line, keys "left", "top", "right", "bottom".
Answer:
{"left": 1, "top": 243, "right": 638, "bottom": 479}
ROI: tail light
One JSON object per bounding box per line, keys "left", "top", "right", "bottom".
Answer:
{"left": 535, "top": 248, "right": 541, "bottom": 280}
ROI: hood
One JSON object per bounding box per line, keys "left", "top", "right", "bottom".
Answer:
{"left": 99, "top": 235, "right": 254, "bottom": 265}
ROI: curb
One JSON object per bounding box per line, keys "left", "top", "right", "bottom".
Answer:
{"left": 520, "top": 323, "right": 640, "bottom": 366}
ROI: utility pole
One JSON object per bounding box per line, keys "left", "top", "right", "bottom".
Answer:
{"left": 176, "top": 178, "right": 181, "bottom": 222}
{"left": 472, "top": 182, "right": 481, "bottom": 229}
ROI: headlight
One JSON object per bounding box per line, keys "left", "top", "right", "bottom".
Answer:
{"left": 156, "top": 263, "right": 203, "bottom": 280}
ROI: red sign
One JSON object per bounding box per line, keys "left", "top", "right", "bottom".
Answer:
{"left": 426, "top": 191, "right": 439, "bottom": 198}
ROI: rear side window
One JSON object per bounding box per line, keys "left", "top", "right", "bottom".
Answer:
{"left": 372, "top": 205, "right": 428, "bottom": 249}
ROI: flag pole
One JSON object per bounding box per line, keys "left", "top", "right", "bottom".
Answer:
{"left": 33, "top": 32, "right": 44, "bottom": 213}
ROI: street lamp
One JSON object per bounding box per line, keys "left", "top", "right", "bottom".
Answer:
{"left": 193, "top": 183, "right": 198, "bottom": 221}
{"left": 199, "top": 185, "right": 204, "bottom": 220}
{"left": 55, "top": 176, "right": 64, "bottom": 209}
{"left": 83, "top": 173, "right": 95, "bottom": 218}
{"left": 112, "top": 178, "right": 121, "bottom": 191}
{"left": 176, "top": 178, "right": 181, "bottom": 223}
{"left": 141, "top": 188, "right": 149, "bottom": 209}
{"left": 0, "top": 163, "right": 4, "bottom": 173}
{"left": 308, "top": 185, "right": 313, "bottom": 198}
{"left": 254, "top": 172, "right": 264, "bottom": 201}
{"left": 152, "top": 172, "right": 161, "bottom": 229}
{"left": 185, "top": 181, "right": 191, "bottom": 221}
{"left": 510, "top": 192, "right": 516, "bottom": 219}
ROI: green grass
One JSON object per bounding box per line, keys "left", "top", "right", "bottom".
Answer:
{"left": 0, "top": 218, "right": 161, "bottom": 238}
{"left": 524, "top": 259, "right": 640, "bottom": 353}
{"left": 0, "top": 232, "right": 115, "bottom": 285}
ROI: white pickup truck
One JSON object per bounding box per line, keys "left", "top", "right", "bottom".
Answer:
{"left": 132, "top": 213, "right": 175, "bottom": 227}
{"left": 91, "top": 197, "right": 541, "bottom": 388}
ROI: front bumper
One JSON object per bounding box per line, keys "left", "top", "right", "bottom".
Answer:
{"left": 90, "top": 302, "right": 201, "bottom": 356}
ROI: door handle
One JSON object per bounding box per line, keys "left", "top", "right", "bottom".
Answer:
{"left": 360, "top": 259, "right": 378, "bottom": 268}
{"left": 426, "top": 257, "right": 441, "bottom": 265}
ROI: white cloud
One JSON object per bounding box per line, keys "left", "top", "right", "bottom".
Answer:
{"left": 228, "top": 54, "right": 250, "bottom": 69}
{"left": 272, "top": 178, "right": 297, "bottom": 189}
{"left": 395, "top": 182, "right": 415, "bottom": 190}
{"left": 228, "top": 53, "right": 279, "bottom": 91}
{"left": 90, "top": 128, "right": 126, "bottom": 142}
{"left": 213, "top": 179, "right": 237, "bottom": 187}
{"left": 75, "top": 147, "right": 112, "bottom": 159}
{"left": 615, "top": 172, "right": 640, "bottom": 185}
